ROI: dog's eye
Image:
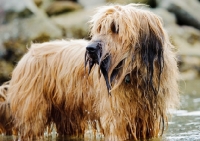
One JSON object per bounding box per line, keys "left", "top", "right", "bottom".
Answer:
{"left": 110, "top": 60, "right": 124, "bottom": 83}
{"left": 98, "top": 25, "right": 102, "bottom": 33}
{"left": 125, "top": 74, "right": 131, "bottom": 84}
{"left": 111, "top": 21, "right": 119, "bottom": 34}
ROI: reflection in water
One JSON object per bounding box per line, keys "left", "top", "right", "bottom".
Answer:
{"left": 1, "top": 80, "right": 200, "bottom": 141}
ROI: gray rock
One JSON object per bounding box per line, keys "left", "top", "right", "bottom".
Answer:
{"left": 0, "top": 45, "right": 6, "bottom": 58}
{"left": 166, "top": 25, "right": 200, "bottom": 57}
{"left": 18, "top": 12, "right": 63, "bottom": 41}
{"left": 46, "top": 1, "right": 82, "bottom": 16}
{"left": 158, "top": 0, "right": 200, "bottom": 30}
{"left": 0, "top": 11, "right": 62, "bottom": 58}
{"left": 152, "top": 6, "right": 200, "bottom": 80}
{"left": 78, "top": 0, "right": 105, "bottom": 8}
{"left": 0, "top": 0, "right": 38, "bottom": 23}
{"left": 0, "top": 0, "right": 37, "bottom": 13}
{"left": 180, "top": 56, "right": 200, "bottom": 71}
{"left": 166, "top": 25, "right": 200, "bottom": 80}
{"left": 0, "top": 12, "right": 63, "bottom": 41}
{"left": 34, "top": 0, "right": 43, "bottom": 7}
{"left": 0, "top": 20, "right": 19, "bottom": 58}
{"left": 179, "top": 69, "right": 199, "bottom": 81}
{"left": 0, "top": 60, "right": 13, "bottom": 84}
{"left": 151, "top": 8, "right": 177, "bottom": 26}
{"left": 106, "top": 0, "right": 157, "bottom": 7}
{"left": 51, "top": 7, "right": 95, "bottom": 38}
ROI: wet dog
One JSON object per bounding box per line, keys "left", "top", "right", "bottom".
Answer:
{"left": 5, "top": 4, "right": 179, "bottom": 140}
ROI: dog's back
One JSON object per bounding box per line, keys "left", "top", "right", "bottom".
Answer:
{"left": 7, "top": 39, "right": 92, "bottom": 138}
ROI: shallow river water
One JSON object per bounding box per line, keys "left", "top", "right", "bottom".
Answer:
{"left": 1, "top": 80, "right": 200, "bottom": 141}
{"left": 161, "top": 79, "right": 200, "bottom": 141}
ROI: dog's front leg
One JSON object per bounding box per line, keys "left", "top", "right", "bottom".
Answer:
{"left": 100, "top": 112, "right": 130, "bottom": 141}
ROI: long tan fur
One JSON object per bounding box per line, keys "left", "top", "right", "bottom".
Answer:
{"left": 5, "top": 4, "right": 179, "bottom": 140}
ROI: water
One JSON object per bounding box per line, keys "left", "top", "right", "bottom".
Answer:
{"left": 1, "top": 80, "right": 200, "bottom": 141}
{"left": 162, "top": 79, "right": 200, "bottom": 141}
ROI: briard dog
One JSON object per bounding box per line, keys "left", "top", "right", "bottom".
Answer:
{"left": 3, "top": 4, "right": 179, "bottom": 141}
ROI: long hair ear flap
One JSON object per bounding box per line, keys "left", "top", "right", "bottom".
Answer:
{"left": 138, "top": 17, "right": 164, "bottom": 96}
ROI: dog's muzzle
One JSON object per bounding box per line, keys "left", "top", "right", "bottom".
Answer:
{"left": 86, "top": 41, "right": 102, "bottom": 65}
{"left": 85, "top": 41, "right": 112, "bottom": 95}
{"left": 85, "top": 41, "right": 102, "bottom": 75}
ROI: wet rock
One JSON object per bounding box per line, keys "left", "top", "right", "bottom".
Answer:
{"left": 107, "top": 0, "right": 146, "bottom": 4}
{"left": 0, "top": 21, "right": 19, "bottom": 58}
{"left": 0, "top": 12, "right": 62, "bottom": 59}
{"left": 158, "top": 0, "right": 200, "bottom": 30}
{"left": 79, "top": 0, "right": 105, "bottom": 7}
{"left": 152, "top": 7, "right": 200, "bottom": 81}
{"left": 34, "top": 0, "right": 43, "bottom": 7}
{"left": 1, "top": 12, "right": 62, "bottom": 41}
{"left": 180, "top": 56, "right": 200, "bottom": 70}
{"left": 179, "top": 69, "right": 199, "bottom": 81}
{"left": 51, "top": 8, "right": 94, "bottom": 38}
{"left": 107, "top": 0, "right": 157, "bottom": 7}
{"left": 3, "top": 39, "right": 27, "bottom": 63}
{"left": 167, "top": 26, "right": 200, "bottom": 57}
{"left": 46, "top": 1, "right": 82, "bottom": 16}
{"left": 179, "top": 79, "right": 200, "bottom": 96}
{"left": 151, "top": 8, "right": 177, "bottom": 26}
{"left": 167, "top": 25, "right": 200, "bottom": 80}
{"left": 0, "top": 38, "right": 52, "bottom": 84}
{"left": 179, "top": 55, "right": 200, "bottom": 80}
{"left": 18, "top": 13, "right": 63, "bottom": 40}
{"left": 0, "top": 46, "right": 6, "bottom": 58}
{"left": 0, "top": 60, "right": 13, "bottom": 84}
{"left": 0, "top": 0, "right": 38, "bottom": 23}
{"left": 0, "top": 39, "right": 27, "bottom": 85}
{"left": 0, "top": 39, "right": 6, "bottom": 58}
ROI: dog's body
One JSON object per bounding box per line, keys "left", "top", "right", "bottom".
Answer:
{"left": 7, "top": 40, "right": 92, "bottom": 138}
{"left": 4, "top": 4, "right": 179, "bottom": 141}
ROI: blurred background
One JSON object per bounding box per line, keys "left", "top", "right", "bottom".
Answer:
{"left": 0, "top": 0, "right": 200, "bottom": 140}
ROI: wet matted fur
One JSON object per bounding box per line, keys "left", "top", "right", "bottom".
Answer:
{"left": 5, "top": 4, "right": 179, "bottom": 140}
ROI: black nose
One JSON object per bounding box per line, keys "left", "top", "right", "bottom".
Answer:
{"left": 86, "top": 42, "right": 101, "bottom": 53}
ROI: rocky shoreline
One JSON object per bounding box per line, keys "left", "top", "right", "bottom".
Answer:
{"left": 0, "top": 0, "right": 200, "bottom": 84}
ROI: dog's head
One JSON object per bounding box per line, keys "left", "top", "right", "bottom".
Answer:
{"left": 85, "top": 4, "right": 167, "bottom": 95}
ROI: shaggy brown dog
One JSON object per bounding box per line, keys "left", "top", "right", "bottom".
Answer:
{"left": 6, "top": 4, "right": 179, "bottom": 140}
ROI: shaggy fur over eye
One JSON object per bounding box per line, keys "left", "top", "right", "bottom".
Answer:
{"left": 111, "top": 21, "right": 119, "bottom": 33}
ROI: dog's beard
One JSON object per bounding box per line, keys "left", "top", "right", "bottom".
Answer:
{"left": 99, "top": 55, "right": 111, "bottom": 93}
{"left": 85, "top": 48, "right": 101, "bottom": 74}
{"left": 85, "top": 50, "right": 112, "bottom": 94}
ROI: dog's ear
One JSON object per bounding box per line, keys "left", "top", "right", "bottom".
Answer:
{"left": 139, "top": 23, "right": 164, "bottom": 95}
